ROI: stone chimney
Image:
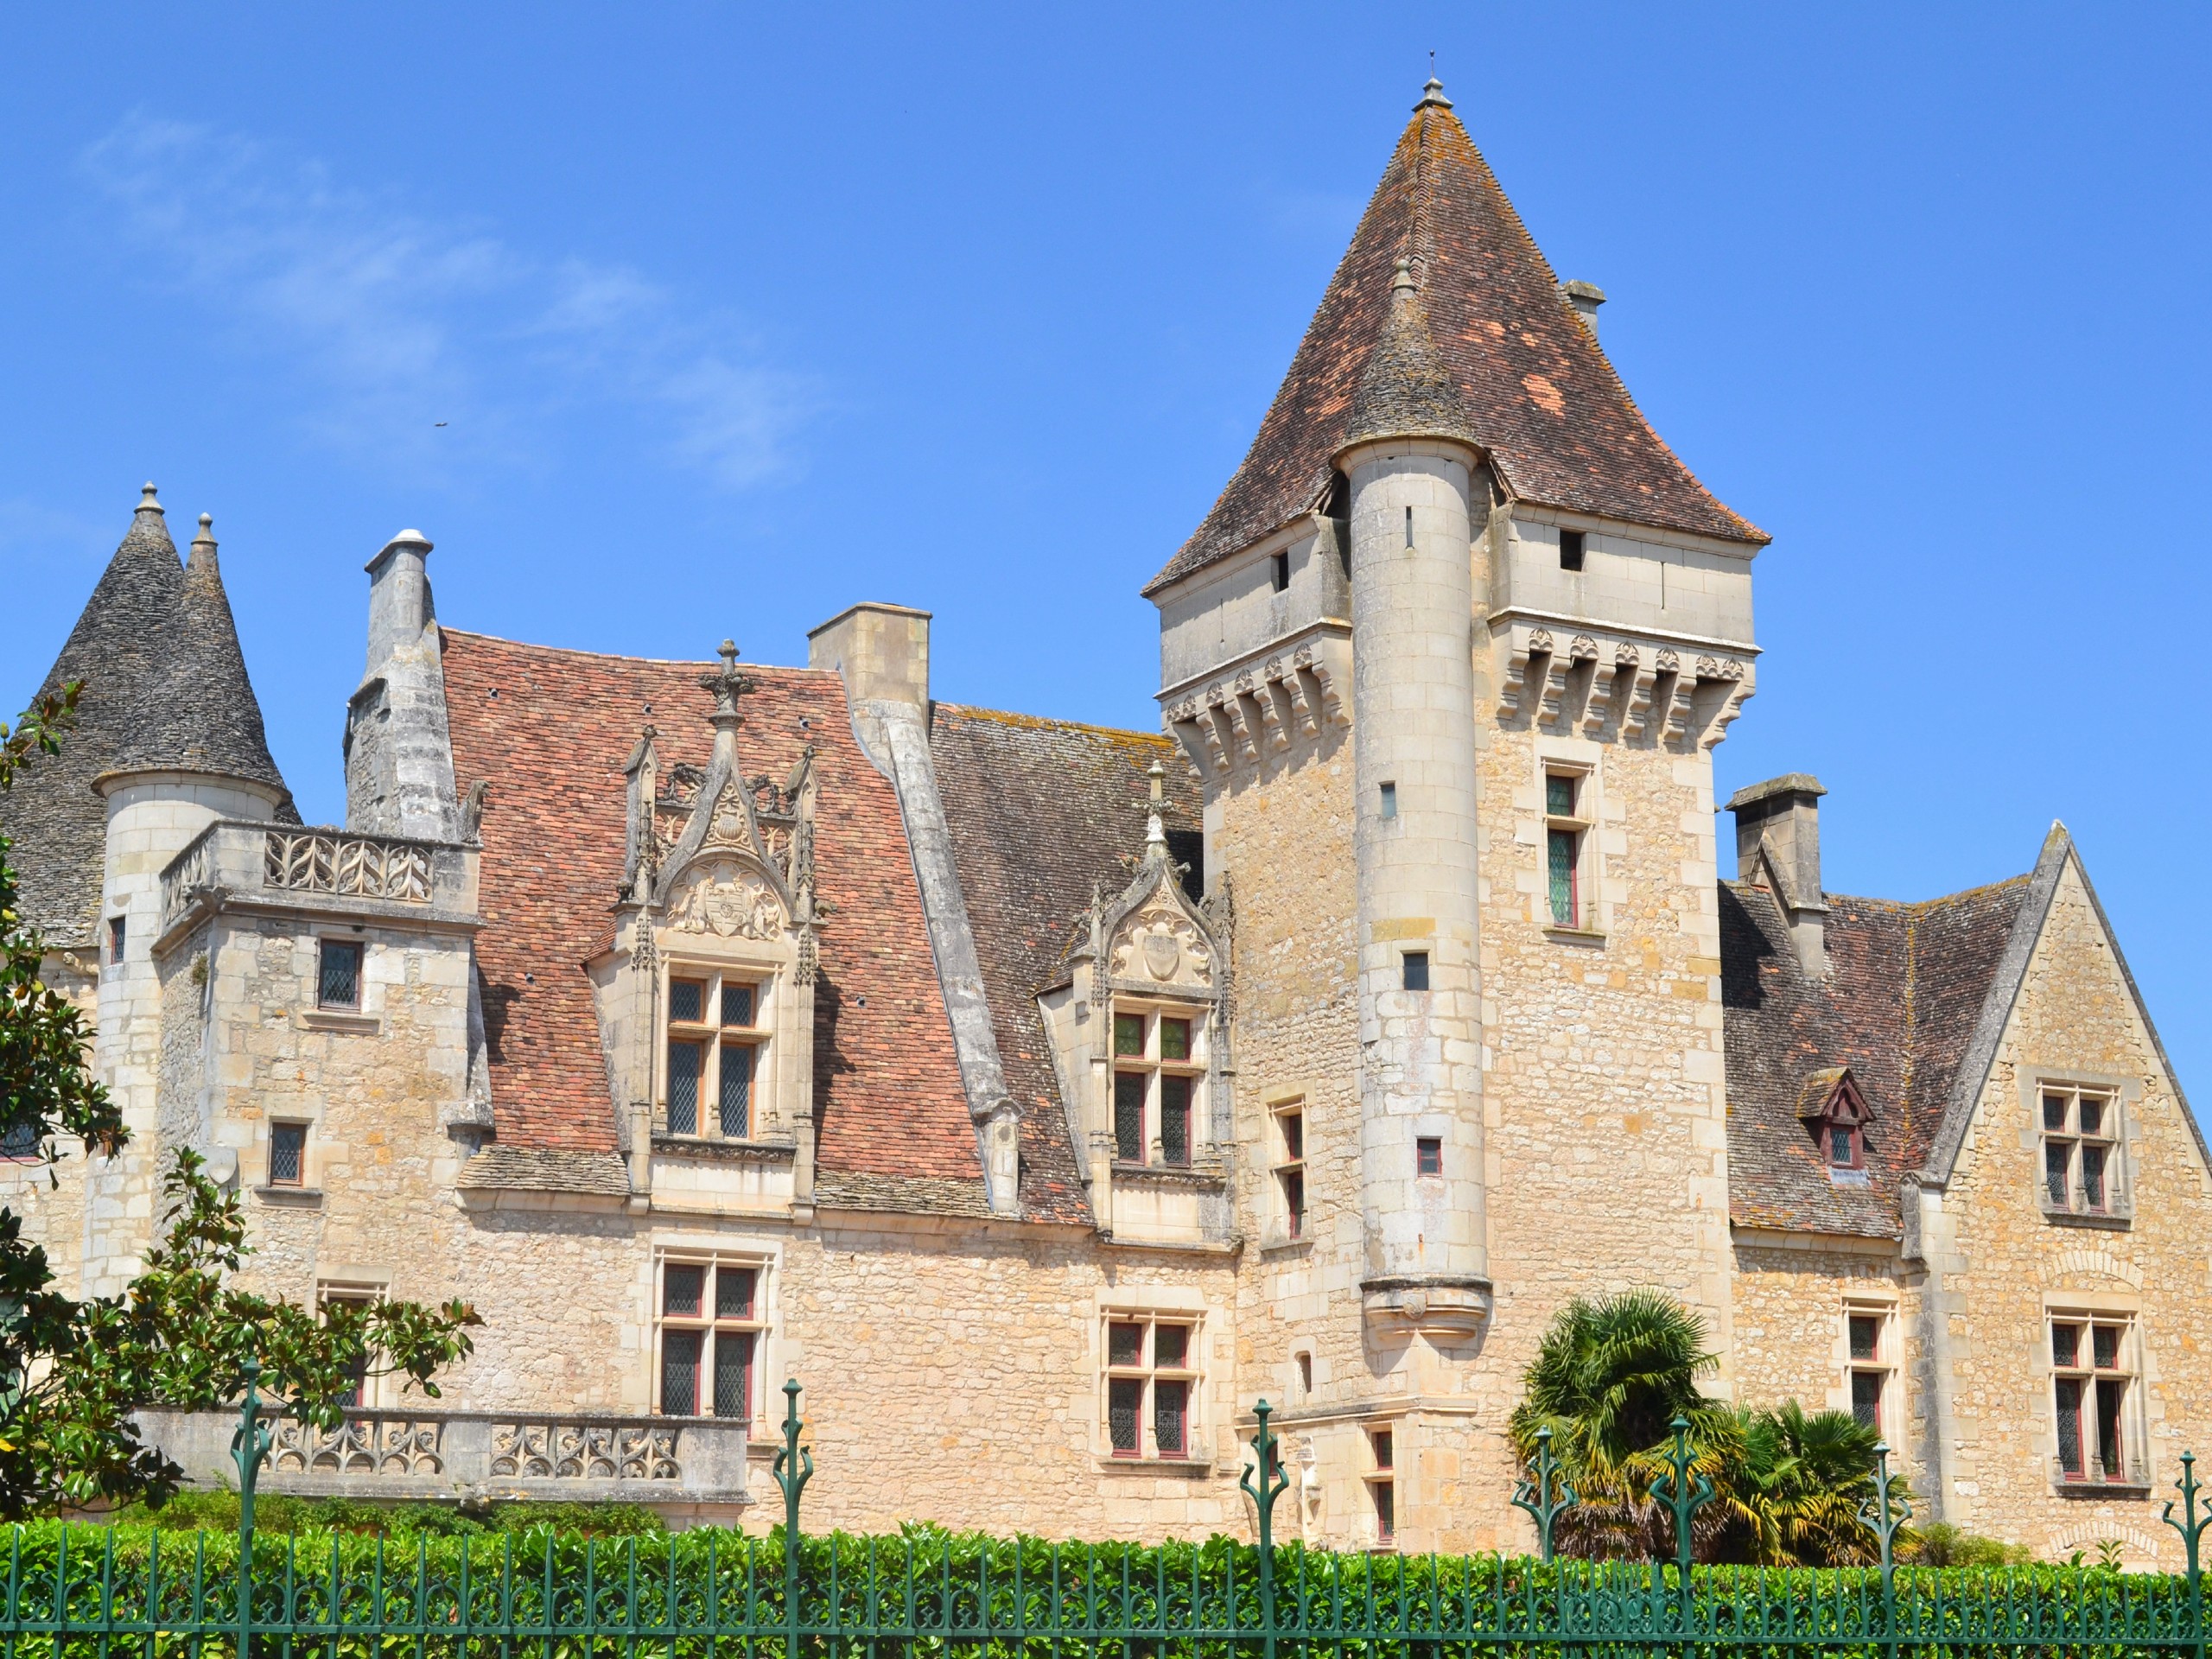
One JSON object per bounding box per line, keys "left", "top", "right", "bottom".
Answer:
{"left": 1728, "top": 773, "right": 1830, "bottom": 978}
{"left": 1562, "top": 280, "right": 1606, "bottom": 338}
{"left": 346, "top": 529, "right": 461, "bottom": 841}
{"left": 807, "top": 602, "right": 930, "bottom": 708}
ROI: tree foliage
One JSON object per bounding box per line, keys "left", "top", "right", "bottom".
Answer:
{"left": 1510, "top": 1290, "right": 1908, "bottom": 1567}
{"left": 0, "top": 687, "right": 479, "bottom": 1519}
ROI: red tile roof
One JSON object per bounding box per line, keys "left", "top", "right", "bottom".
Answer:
{"left": 441, "top": 631, "right": 982, "bottom": 1189}
{"left": 1148, "top": 91, "right": 1764, "bottom": 595}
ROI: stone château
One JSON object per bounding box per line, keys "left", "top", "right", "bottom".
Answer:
{"left": 6, "top": 80, "right": 2205, "bottom": 1562}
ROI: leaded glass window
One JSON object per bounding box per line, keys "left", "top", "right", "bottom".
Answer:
{"left": 2051, "top": 1314, "right": 2139, "bottom": 1484}
{"left": 2040, "top": 1088, "right": 2122, "bottom": 1217}
{"left": 269, "top": 1122, "right": 307, "bottom": 1186}
{"left": 317, "top": 940, "right": 362, "bottom": 1009}
{"left": 658, "top": 1258, "right": 767, "bottom": 1421}
{"left": 1543, "top": 770, "right": 1589, "bottom": 930}
{"left": 1103, "top": 1314, "right": 1199, "bottom": 1460}
{"left": 1109, "top": 1004, "right": 1205, "bottom": 1167}
{"left": 664, "top": 969, "right": 766, "bottom": 1140}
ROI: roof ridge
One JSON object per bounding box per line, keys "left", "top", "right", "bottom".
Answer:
{"left": 934, "top": 702, "right": 1180, "bottom": 744}
{"left": 441, "top": 626, "right": 842, "bottom": 676}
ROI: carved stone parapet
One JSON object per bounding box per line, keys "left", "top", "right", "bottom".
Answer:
{"left": 272, "top": 1414, "right": 444, "bottom": 1477}
{"left": 1161, "top": 622, "right": 1351, "bottom": 789}
{"left": 266, "top": 830, "right": 434, "bottom": 903}
{"left": 1493, "top": 620, "right": 1757, "bottom": 750}
{"left": 491, "top": 1419, "right": 681, "bottom": 1481}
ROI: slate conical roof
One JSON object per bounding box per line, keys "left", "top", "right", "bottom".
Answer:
{"left": 2, "top": 487, "right": 294, "bottom": 945}
{"left": 1146, "top": 79, "right": 1764, "bottom": 595}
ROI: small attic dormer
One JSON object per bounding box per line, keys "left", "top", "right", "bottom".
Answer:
{"left": 592, "top": 643, "right": 823, "bottom": 1216}
{"left": 1038, "top": 763, "right": 1233, "bottom": 1246}
{"left": 1799, "top": 1066, "right": 1872, "bottom": 1182}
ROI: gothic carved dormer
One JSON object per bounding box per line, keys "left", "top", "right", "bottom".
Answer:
{"left": 596, "top": 643, "right": 822, "bottom": 1217}
{"left": 1039, "top": 763, "right": 1233, "bottom": 1247}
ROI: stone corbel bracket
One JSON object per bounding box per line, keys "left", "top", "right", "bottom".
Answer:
{"left": 1160, "top": 621, "right": 1351, "bottom": 788}
{"left": 1497, "top": 620, "right": 1755, "bottom": 751}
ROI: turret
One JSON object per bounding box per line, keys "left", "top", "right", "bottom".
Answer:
{"left": 1338, "top": 251, "right": 1491, "bottom": 1338}
{"left": 77, "top": 487, "right": 294, "bottom": 1294}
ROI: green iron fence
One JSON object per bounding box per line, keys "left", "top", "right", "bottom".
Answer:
{"left": 5, "top": 1363, "right": 2212, "bottom": 1657}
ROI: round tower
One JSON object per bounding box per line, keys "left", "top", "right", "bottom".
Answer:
{"left": 83, "top": 488, "right": 293, "bottom": 1294}
{"left": 1340, "top": 261, "right": 1491, "bottom": 1338}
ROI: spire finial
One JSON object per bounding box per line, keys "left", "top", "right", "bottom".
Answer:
{"left": 137, "top": 481, "right": 163, "bottom": 516}
{"left": 1415, "top": 75, "right": 1452, "bottom": 111}
{"left": 1391, "top": 257, "right": 1417, "bottom": 298}
{"left": 699, "top": 639, "right": 756, "bottom": 731}
{"left": 188, "top": 512, "right": 219, "bottom": 575}
{"left": 1141, "top": 759, "right": 1168, "bottom": 854}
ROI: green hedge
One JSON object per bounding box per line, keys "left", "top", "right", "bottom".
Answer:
{"left": 0, "top": 1519, "right": 2190, "bottom": 1657}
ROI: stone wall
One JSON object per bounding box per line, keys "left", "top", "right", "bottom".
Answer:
{"left": 1730, "top": 1236, "right": 1918, "bottom": 1470}
{"left": 1918, "top": 860, "right": 2212, "bottom": 1564}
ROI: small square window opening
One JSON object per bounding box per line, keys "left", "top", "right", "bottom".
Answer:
{"left": 107, "top": 916, "right": 127, "bottom": 966}
{"left": 1402, "top": 951, "right": 1429, "bottom": 993}
{"left": 1378, "top": 782, "right": 1397, "bottom": 821}
{"left": 317, "top": 940, "right": 363, "bottom": 1009}
{"left": 1271, "top": 550, "right": 1290, "bottom": 593}
{"left": 1560, "top": 529, "right": 1586, "bottom": 572}
{"left": 1415, "top": 1136, "right": 1443, "bottom": 1178}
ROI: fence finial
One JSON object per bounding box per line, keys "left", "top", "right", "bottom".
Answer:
{"left": 1649, "top": 1416, "right": 1713, "bottom": 1582}
{"left": 2165, "top": 1449, "right": 2211, "bottom": 1590}
{"left": 1510, "top": 1424, "right": 1577, "bottom": 1561}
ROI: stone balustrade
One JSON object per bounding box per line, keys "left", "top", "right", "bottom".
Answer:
{"left": 160, "top": 822, "right": 476, "bottom": 929}
{"left": 137, "top": 1406, "right": 757, "bottom": 1513}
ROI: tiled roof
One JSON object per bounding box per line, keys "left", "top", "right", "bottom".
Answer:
{"left": 928, "top": 704, "right": 1203, "bottom": 1225}
{"left": 3, "top": 492, "right": 294, "bottom": 946}
{"left": 1721, "top": 876, "right": 2031, "bottom": 1236}
{"left": 440, "top": 632, "right": 984, "bottom": 1199}
{"left": 1147, "top": 87, "right": 1763, "bottom": 596}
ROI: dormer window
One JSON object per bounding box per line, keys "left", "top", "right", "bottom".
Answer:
{"left": 664, "top": 969, "right": 766, "bottom": 1139}
{"left": 1800, "top": 1068, "right": 1870, "bottom": 1179}
{"left": 1112, "top": 1003, "right": 1205, "bottom": 1167}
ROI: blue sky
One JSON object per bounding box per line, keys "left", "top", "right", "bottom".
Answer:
{"left": 4, "top": 5, "right": 2209, "bottom": 1103}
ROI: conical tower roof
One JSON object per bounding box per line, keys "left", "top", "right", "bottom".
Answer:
{"left": 1147, "top": 80, "right": 1764, "bottom": 594}
{"left": 2, "top": 487, "right": 294, "bottom": 945}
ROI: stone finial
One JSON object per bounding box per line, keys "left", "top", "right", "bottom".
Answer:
{"left": 187, "top": 513, "right": 219, "bottom": 581}
{"left": 137, "top": 481, "right": 164, "bottom": 516}
{"left": 1390, "top": 257, "right": 1417, "bottom": 299}
{"left": 1414, "top": 77, "right": 1453, "bottom": 111}
{"left": 1143, "top": 759, "right": 1168, "bottom": 855}
{"left": 697, "top": 639, "right": 756, "bottom": 731}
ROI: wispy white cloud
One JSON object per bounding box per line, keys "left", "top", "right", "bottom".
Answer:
{"left": 79, "top": 118, "right": 813, "bottom": 490}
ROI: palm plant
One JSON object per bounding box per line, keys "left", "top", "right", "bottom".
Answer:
{"left": 1726, "top": 1400, "right": 1887, "bottom": 1566}
{"left": 1507, "top": 1291, "right": 1738, "bottom": 1560}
